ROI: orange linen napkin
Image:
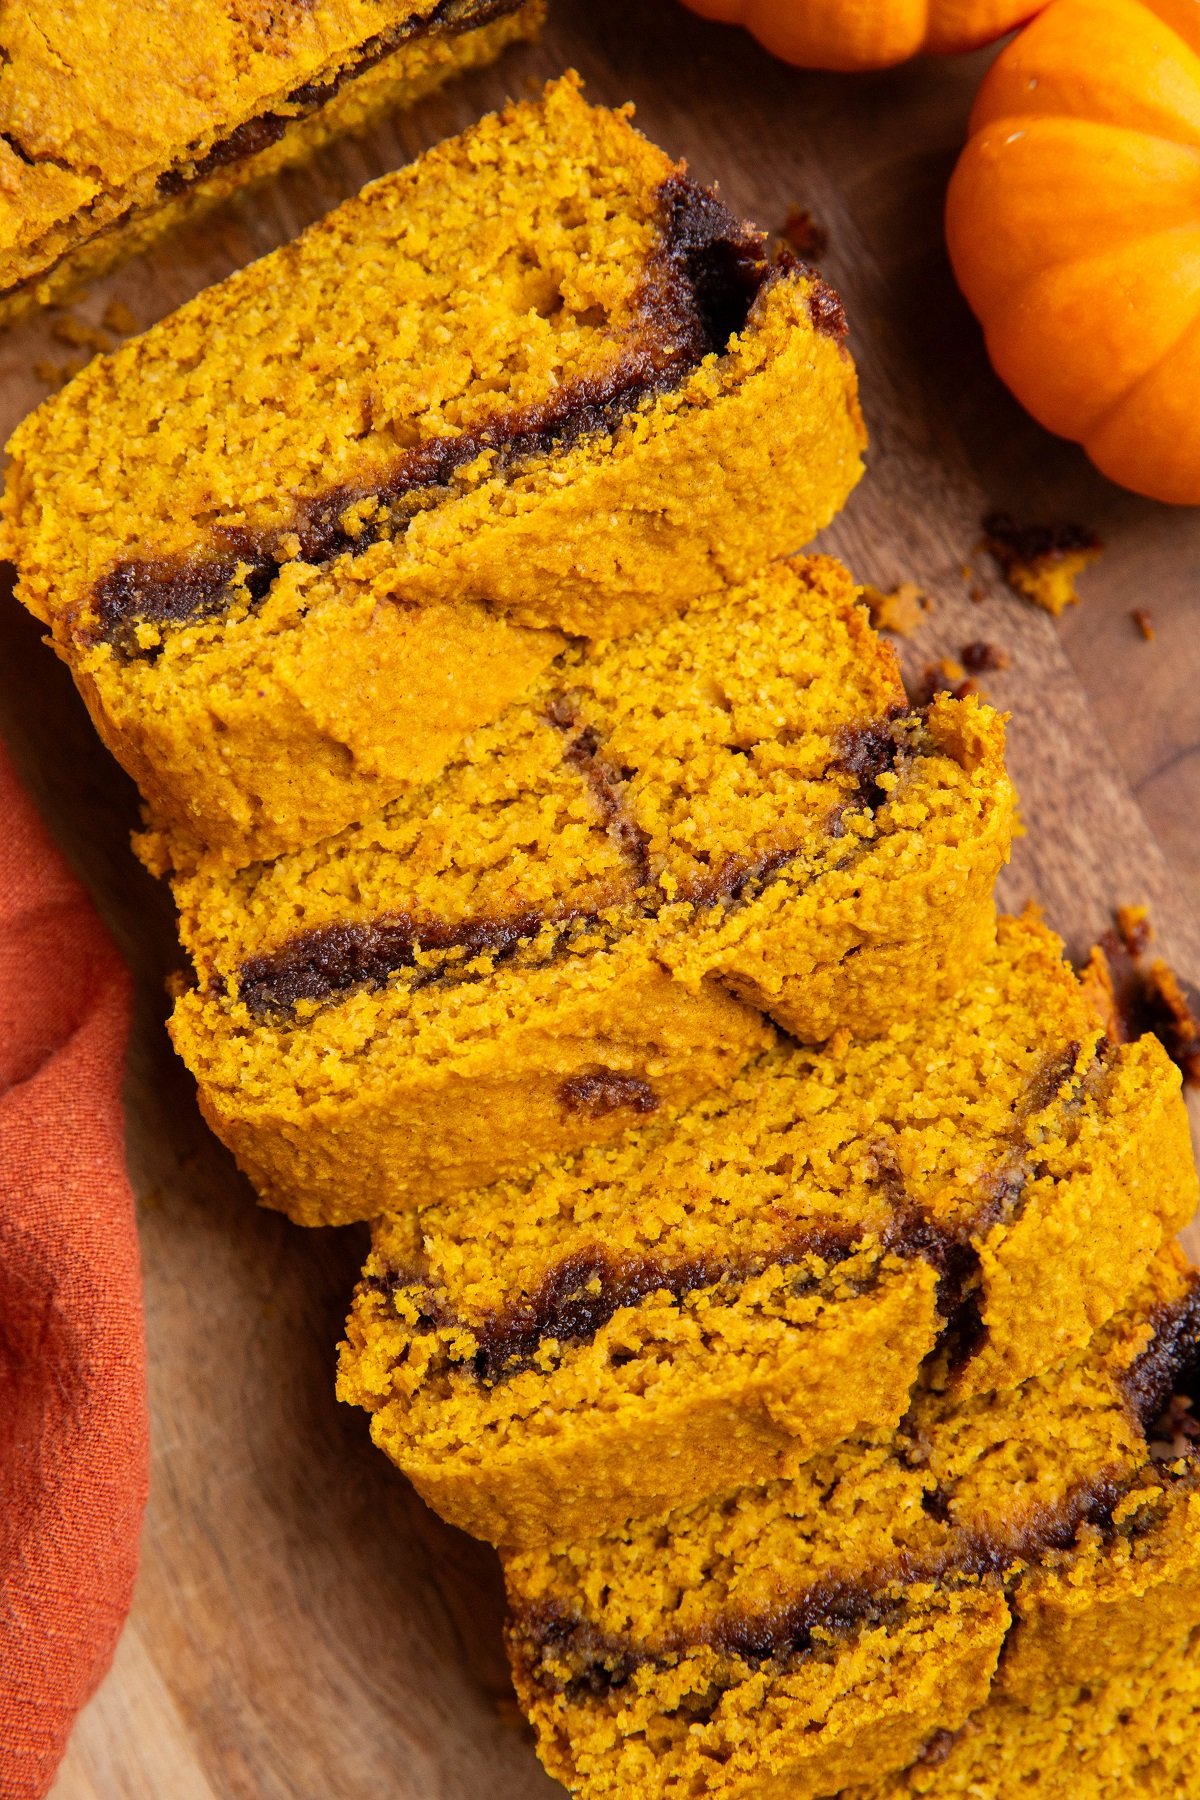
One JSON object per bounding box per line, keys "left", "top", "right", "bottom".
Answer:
{"left": 0, "top": 744, "right": 148, "bottom": 1799}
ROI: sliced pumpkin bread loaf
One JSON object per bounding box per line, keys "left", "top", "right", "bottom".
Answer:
{"left": 503, "top": 1247, "right": 1200, "bottom": 1800}
{"left": 168, "top": 555, "right": 1014, "bottom": 1227}
{"left": 337, "top": 909, "right": 1195, "bottom": 1545}
{"left": 0, "top": 1, "right": 543, "bottom": 328}
{"left": 3, "top": 76, "right": 866, "bottom": 870}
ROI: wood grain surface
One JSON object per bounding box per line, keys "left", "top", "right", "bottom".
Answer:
{"left": 0, "top": 3, "right": 1192, "bottom": 1793}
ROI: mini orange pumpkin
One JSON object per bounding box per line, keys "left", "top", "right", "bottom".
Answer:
{"left": 947, "top": 0, "right": 1200, "bottom": 505}
{"left": 679, "top": 0, "right": 1039, "bottom": 69}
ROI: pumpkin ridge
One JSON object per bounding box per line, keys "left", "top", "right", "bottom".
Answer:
{"left": 970, "top": 0, "right": 1200, "bottom": 148}
{"left": 746, "top": 1, "right": 927, "bottom": 67}
{"left": 977, "top": 230, "right": 1200, "bottom": 439}
{"left": 1083, "top": 302, "right": 1200, "bottom": 459}
{"left": 1144, "top": 0, "right": 1200, "bottom": 55}
{"left": 950, "top": 0, "right": 1200, "bottom": 503}
{"left": 950, "top": 134, "right": 1200, "bottom": 326}
{"left": 1117, "top": 0, "right": 1200, "bottom": 66}
{"left": 978, "top": 113, "right": 1200, "bottom": 159}
{"left": 676, "top": 0, "right": 1033, "bottom": 69}
{"left": 924, "top": 0, "right": 1035, "bottom": 54}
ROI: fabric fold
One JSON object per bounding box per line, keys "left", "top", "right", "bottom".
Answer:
{"left": 0, "top": 744, "right": 148, "bottom": 1800}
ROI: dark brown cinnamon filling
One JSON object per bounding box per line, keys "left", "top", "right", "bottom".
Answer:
{"left": 558, "top": 1072, "right": 660, "bottom": 1119}
{"left": 229, "top": 879, "right": 669, "bottom": 1020}
{"left": 368, "top": 1218, "right": 954, "bottom": 1390}
{"left": 232, "top": 842, "right": 812, "bottom": 1019}
{"left": 237, "top": 905, "right": 573, "bottom": 1016}
{"left": 915, "top": 1730, "right": 960, "bottom": 1769}
{"left": 509, "top": 1476, "right": 1135, "bottom": 1705}
{"left": 155, "top": 0, "right": 529, "bottom": 201}
{"left": 90, "top": 175, "right": 818, "bottom": 660}
{"left": 509, "top": 1286, "right": 1200, "bottom": 1704}
{"left": 1090, "top": 921, "right": 1200, "bottom": 1089}
{"left": 826, "top": 708, "right": 932, "bottom": 840}
{"left": 360, "top": 1040, "right": 1090, "bottom": 1388}
{"left": 371, "top": 1225, "right": 869, "bottom": 1386}
{"left": 230, "top": 705, "right": 927, "bottom": 1020}
{"left": 551, "top": 703, "right": 654, "bottom": 895}
{"left": 1122, "top": 1280, "right": 1200, "bottom": 1429}
{"left": 835, "top": 710, "right": 908, "bottom": 811}
{"left": 982, "top": 512, "right": 1101, "bottom": 576}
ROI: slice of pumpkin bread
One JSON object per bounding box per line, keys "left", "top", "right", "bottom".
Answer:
{"left": 337, "top": 909, "right": 1195, "bottom": 1547}
{"left": 846, "top": 1625, "right": 1200, "bottom": 1798}
{"left": 0, "top": 0, "right": 542, "bottom": 328}
{"left": 503, "top": 1248, "right": 1200, "bottom": 1800}
{"left": 168, "top": 556, "right": 1014, "bottom": 1227}
{"left": 3, "top": 76, "right": 866, "bottom": 871}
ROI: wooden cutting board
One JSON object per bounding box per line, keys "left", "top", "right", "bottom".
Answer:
{"left": 0, "top": 3, "right": 1192, "bottom": 1793}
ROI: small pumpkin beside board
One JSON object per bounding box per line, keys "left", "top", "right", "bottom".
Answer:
{"left": 948, "top": 0, "right": 1200, "bottom": 505}
{"left": 680, "top": 0, "right": 1200, "bottom": 508}
{"left": 676, "top": 0, "right": 1038, "bottom": 69}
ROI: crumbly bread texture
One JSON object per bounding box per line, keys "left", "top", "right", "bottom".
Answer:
{"left": 337, "top": 909, "right": 1196, "bottom": 1547}
{"left": 0, "top": 0, "right": 543, "bottom": 325}
{"left": 847, "top": 1625, "right": 1200, "bottom": 1798}
{"left": 3, "top": 76, "right": 867, "bottom": 870}
{"left": 168, "top": 556, "right": 1014, "bottom": 1228}
{"left": 504, "top": 1248, "right": 1200, "bottom": 1800}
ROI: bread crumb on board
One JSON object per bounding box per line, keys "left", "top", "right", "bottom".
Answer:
{"left": 910, "top": 640, "right": 1010, "bottom": 706}
{"left": 101, "top": 299, "right": 139, "bottom": 336}
{"left": 861, "top": 580, "right": 929, "bottom": 636}
{"left": 961, "top": 640, "right": 1011, "bottom": 674}
{"left": 981, "top": 511, "right": 1102, "bottom": 615}
{"left": 1080, "top": 905, "right": 1200, "bottom": 1086}
{"left": 51, "top": 315, "right": 112, "bottom": 353}
{"left": 780, "top": 205, "right": 828, "bottom": 260}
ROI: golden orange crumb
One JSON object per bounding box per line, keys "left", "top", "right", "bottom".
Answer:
{"left": 101, "top": 299, "right": 139, "bottom": 335}
{"left": 780, "top": 205, "right": 828, "bottom": 260}
{"left": 982, "top": 512, "right": 1101, "bottom": 615}
{"left": 861, "top": 580, "right": 928, "bottom": 636}
{"left": 51, "top": 315, "right": 112, "bottom": 352}
{"left": 1116, "top": 904, "right": 1153, "bottom": 955}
